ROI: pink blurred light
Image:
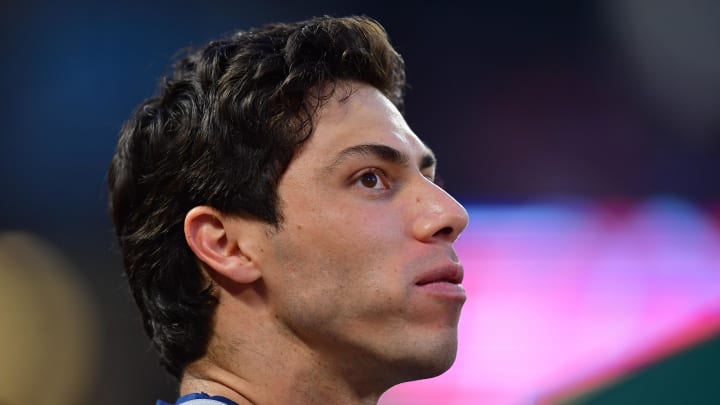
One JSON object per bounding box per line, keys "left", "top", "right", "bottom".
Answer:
{"left": 380, "top": 199, "right": 720, "bottom": 405}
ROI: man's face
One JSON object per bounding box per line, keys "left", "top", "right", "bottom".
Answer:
{"left": 255, "top": 83, "right": 469, "bottom": 384}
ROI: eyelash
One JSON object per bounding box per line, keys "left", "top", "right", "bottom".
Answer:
{"left": 431, "top": 174, "right": 444, "bottom": 188}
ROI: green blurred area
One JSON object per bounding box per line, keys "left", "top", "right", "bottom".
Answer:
{"left": 570, "top": 333, "right": 720, "bottom": 405}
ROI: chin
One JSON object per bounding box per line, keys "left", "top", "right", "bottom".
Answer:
{"left": 417, "top": 348, "right": 458, "bottom": 379}
{"left": 389, "top": 335, "right": 460, "bottom": 383}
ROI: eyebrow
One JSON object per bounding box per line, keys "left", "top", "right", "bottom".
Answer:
{"left": 324, "top": 143, "right": 436, "bottom": 173}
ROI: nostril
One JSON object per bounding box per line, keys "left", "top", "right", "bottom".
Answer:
{"left": 433, "top": 226, "right": 454, "bottom": 238}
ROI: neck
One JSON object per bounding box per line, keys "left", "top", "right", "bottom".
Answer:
{"left": 179, "top": 293, "right": 387, "bottom": 404}
{"left": 180, "top": 345, "right": 385, "bottom": 405}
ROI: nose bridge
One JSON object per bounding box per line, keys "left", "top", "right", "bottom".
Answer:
{"left": 411, "top": 179, "right": 469, "bottom": 243}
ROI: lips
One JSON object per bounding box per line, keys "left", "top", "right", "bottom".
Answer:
{"left": 415, "top": 263, "right": 464, "bottom": 286}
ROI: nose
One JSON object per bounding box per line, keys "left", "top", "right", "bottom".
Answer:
{"left": 411, "top": 181, "right": 469, "bottom": 243}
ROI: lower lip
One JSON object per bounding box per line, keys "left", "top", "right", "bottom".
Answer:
{"left": 416, "top": 282, "right": 467, "bottom": 300}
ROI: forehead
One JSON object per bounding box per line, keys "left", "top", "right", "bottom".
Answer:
{"left": 301, "top": 83, "right": 430, "bottom": 159}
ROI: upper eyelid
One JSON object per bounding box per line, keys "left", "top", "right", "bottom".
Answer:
{"left": 327, "top": 144, "right": 407, "bottom": 173}
{"left": 349, "top": 163, "right": 435, "bottom": 179}
{"left": 421, "top": 166, "right": 436, "bottom": 179}
{"left": 351, "top": 167, "right": 388, "bottom": 183}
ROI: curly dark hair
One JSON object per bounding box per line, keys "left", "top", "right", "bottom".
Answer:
{"left": 108, "top": 15, "right": 406, "bottom": 378}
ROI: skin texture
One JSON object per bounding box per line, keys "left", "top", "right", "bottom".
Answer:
{"left": 182, "top": 82, "right": 469, "bottom": 404}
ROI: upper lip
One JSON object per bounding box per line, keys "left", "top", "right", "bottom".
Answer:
{"left": 415, "top": 263, "right": 464, "bottom": 285}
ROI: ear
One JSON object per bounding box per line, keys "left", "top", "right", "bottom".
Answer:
{"left": 184, "top": 206, "right": 262, "bottom": 284}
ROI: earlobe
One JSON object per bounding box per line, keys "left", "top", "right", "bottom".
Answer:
{"left": 184, "top": 206, "right": 262, "bottom": 284}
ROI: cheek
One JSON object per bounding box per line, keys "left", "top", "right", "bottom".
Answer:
{"left": 265, "top": 208, "right": 408, "bottom": 323}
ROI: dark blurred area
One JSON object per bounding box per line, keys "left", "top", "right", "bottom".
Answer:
{"left": 0, "top": 0, "right": 718, "bottom": 403}
{"left": 573, "top": 333, "right": 720, "bottom": 405}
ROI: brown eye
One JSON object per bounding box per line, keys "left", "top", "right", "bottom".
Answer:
{"left": 360, "top": 172, "right": 379, "bottom": 188}
{"left": 354, "top": 169, "right": 389, "bottom": 191}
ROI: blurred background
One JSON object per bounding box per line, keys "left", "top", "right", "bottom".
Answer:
{"left": 1, "top": 0, "right": 719, "bottom": 404}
